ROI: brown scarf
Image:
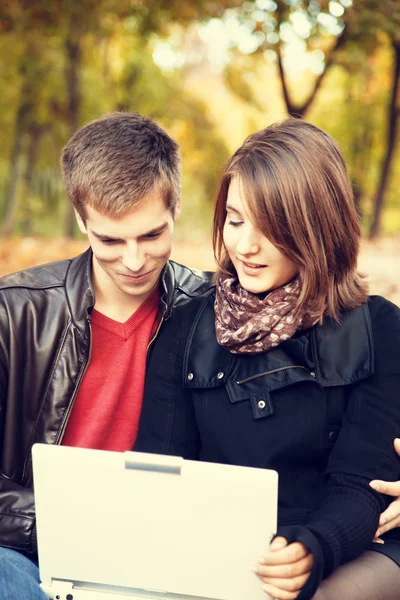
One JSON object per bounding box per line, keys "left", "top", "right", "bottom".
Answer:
{"left": 214, "top": 274, "right": 318, "bottom": 354}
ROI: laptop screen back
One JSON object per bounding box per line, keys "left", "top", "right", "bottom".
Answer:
{"left": 32, "top": 444, "right": 278, "bottom": 600}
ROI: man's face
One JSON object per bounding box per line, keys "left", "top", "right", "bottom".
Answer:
{"left": 76, "top": 190, "right": 180, "bottom": 313}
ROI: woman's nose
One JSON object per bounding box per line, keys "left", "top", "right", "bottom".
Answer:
{"left": 236, "top": 231, "right": 260, "bottom": 256}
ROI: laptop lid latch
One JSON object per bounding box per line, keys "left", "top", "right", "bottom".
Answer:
{"left": 124, "top": 451, "right": 182, "bottom": 474}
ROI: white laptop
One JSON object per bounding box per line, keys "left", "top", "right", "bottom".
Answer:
{"left": 32, "top": 444, "right": 278, "bottom": 600}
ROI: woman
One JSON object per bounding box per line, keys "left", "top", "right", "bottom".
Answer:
{"left": 136, "top": 119, "right": 400, "bottom": 599}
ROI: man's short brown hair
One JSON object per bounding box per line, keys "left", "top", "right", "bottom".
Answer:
{"left": 213, "top": 118, "right": 368, "bottom": 322}
{"left": 61, "top": 112, "right": 181, "bottom": 221}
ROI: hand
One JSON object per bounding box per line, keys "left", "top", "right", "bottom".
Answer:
{"left": 254, "top": 536, "right": 313, "bottom": 599}
{"left": 370, "top": 438, "right": 400, "bottom": 542}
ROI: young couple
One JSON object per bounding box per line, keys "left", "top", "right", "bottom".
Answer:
{"left": 1, "top": 112, "right": 400, "bottom": 600}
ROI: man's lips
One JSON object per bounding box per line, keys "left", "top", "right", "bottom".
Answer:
{"left": 118, "top": 270, "right": 152, "bottom": 280}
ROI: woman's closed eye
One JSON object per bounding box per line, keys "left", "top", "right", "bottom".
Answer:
{"left": 228, "top": 219, "right": 243, "bottom": 227}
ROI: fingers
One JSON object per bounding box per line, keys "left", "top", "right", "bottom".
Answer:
{"left": 377, "top": 497, "right": 400, "bottom": 527}
{"left": 372, "top": 536, "right": 385, "bottom": 544}
{"left": 256, "top": 553, "right": 313, "bottom": 579}
{"left": 375, "top": 516, "right": 400, "bottom": 538}
{"left": 261, "top": 541, "right": 309, "bottom": 566}
{"left": 394, "top": 438, "right": 400, "bottom": 456}
{"left": 370, "top": 479, "right": 400, "bottom": 497}
{"left": 261, "top": 572, "right": 310, "bottom": 592}
{"left": 262, "top": 581, "right": 302, "bottom": 599}
{"left": 256, "top": 541, "right": 313, "bottom": 599}
{"left": 270, "top": 537, "right": 288, "bottom": 552}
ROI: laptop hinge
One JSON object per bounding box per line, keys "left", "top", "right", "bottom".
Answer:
{"left": 124, "top": 451, "right": 182, "bottom": 474}
{"left": 41, "top": 580, "right": 74, "bottom": 599}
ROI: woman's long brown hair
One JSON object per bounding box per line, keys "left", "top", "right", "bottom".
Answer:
{"left": 213, "top": 119, "right": 368, "bottom": 322}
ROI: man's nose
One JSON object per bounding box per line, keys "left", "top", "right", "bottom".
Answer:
{"left": 121, "top": 244, "right": 145, "bottom": 272}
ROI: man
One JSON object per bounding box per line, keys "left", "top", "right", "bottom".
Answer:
{"left": 0, "top": 112, "right": 212, "bottom": 598}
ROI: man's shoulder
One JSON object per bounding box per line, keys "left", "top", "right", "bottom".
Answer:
{"left": 168, "top": 260, "right": 215, "bottom": 296}
{"left": 0, "top": 258, "right": 72, "bottom": 292}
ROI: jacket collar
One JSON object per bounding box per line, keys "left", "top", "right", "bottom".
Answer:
{"left": 65, "top": 251, "right": 214, "bottom": 339}
{"left": 160, "top": 261, "right": 215, "bottom": 321}
{"left": 311, "top": 302, "right": 373, "bottom": 386}
{"left": 65, "top": 248, "right": 95, "bottom": 342}
{"left": 184, "top": 294, "right": 374, "bottom": 389}
{"left": 159, "top": 262, "right": 175, "bottom": 319}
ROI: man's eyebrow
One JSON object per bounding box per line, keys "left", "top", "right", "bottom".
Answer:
{"left": 91, "top": 222, "right": 169, "bottom": 241}
{"left": 140, "top": 222, "right": 169, "bottom": 237}
{"left": 91, "top": 231, "right": 122, "bottom": 241}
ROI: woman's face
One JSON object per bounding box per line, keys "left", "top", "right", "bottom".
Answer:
{"left": 223, "top": 177, "right": 299, "bottom": 294}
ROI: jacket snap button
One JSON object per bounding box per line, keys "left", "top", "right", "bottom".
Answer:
{"left": 217, "top": 371, "right": 224, "bottom": 379}
{"left": 328, "top": 430, "right": 338, "bottom": 442}
{"left": 310, "top": 371, "right": 316, "bottom": 378}
{"left": 187, "top": 373, "right": 194, "bottom": 381}
{"left": 258, "top": 400, "right": 266, "bottom": 409}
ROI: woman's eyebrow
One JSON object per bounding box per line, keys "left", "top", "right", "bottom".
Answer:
{"left": 225, "top": 204, "right": 242, "bottom": 215}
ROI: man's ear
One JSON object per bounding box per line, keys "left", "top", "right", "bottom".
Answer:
{"left": 173, "top": 197, "right": 181, "bottom": 222}
{"left": 74, "top": 208, "right": 87, "bottom": 235}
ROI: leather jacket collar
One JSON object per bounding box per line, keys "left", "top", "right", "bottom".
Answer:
{"left": 65, "top": 249, "right": 214, "bottom": 337}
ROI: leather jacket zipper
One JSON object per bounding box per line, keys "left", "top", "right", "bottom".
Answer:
{"left": 55, "top": 318, "right": 93, "bottom": 445}
{"left": 21, "top": 320, "right": 92, "bottom": 484}
{"left": 23, "top": 309, "right": 162, "bottom": 481}
{"left": 58, "top": 309, "right": 163, "bottom": 446}
{"left": 146, "top": 312, "right": 165, "bottom": 360}
{"left": 236, "top": 365, "right": 310, "bottom": 385}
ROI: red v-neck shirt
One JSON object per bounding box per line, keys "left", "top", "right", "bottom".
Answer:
{"left": 62, "top": 287, "right": 160, "bottom": 451}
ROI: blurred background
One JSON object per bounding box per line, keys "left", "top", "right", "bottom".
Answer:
{"left": 0, "top": 0, "right": 399, "bottom": 302}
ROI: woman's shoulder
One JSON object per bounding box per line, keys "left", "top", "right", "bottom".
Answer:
{"left": 365, "top": 296, "right": 400, "bottom": 364}
{"left": 366, "top": 294, "right": 400, "bottom": 322}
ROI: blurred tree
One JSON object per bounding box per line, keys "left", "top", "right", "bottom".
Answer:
{"left": 1, "top": 59, "right": 32, "bottom": 236}
{"left": 0, "top": 35, "right": 51, "bottom": 236}
{"left": 369, "top": 36, "right": 400, "bottom": 238}
{"left": 1, "top": 0, "right": 399, "bottom": 238}
{"left": 214, "top": 0, "right": 400, "bottom": 233}
{"left": 0, "top": 0, "right": 234, "bottom": 236}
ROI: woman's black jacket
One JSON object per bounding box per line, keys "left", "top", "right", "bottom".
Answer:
{"left": 136, "top": 291, "right": 400, "bottom": 599}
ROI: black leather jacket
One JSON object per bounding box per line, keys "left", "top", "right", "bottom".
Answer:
{"left": 0, "top": 248, "right": 213, "bottom": 557}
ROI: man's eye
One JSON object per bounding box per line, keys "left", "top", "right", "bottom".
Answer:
{"left": 100, "top": 238, "right": 118, "bottom": 245}
{"left": 145, "top": 231, "right": 162, "bottom": 239}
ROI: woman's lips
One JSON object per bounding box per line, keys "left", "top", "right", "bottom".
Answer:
{"left": 240, "top": 260, "right": 267, "bottom": 276}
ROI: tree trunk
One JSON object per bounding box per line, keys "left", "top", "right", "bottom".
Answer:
{"left": 276, "top": 29, "right": 347, "bottom": 118}
{"left": 1, "top": 99, "right": 32, "bottom": 236}
{"left": 368, "top": 40, "right": 400, "bottom": 239}
{"left": 64, "top": 15, "right": 82, "bottom": 238}
{"left": 21, "top": 125, "right": 43, "bottom": 236}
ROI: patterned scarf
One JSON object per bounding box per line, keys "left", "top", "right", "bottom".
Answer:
{"left": 214, "top": 273, "right": 318, "bottom": 354}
